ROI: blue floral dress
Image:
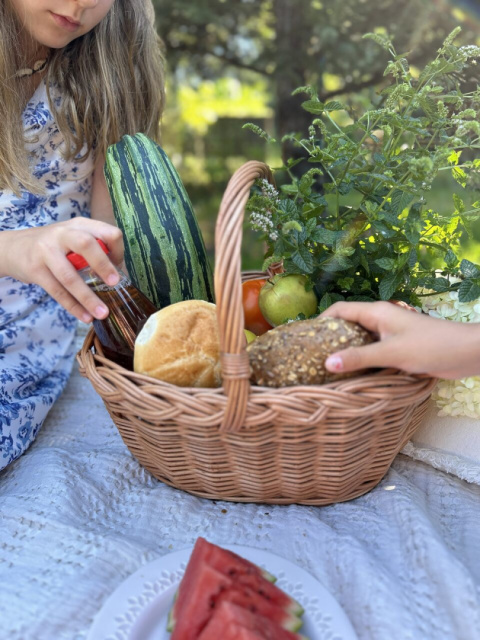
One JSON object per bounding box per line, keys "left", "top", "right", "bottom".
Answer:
{"left": 0, "top": 80, "right": 94, "bottom": 470}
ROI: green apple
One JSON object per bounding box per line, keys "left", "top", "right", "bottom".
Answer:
{"left": 258, "top": 274, "right": 318, "bottom": 327}
{"left": 244, "top": 329, "right": 257, "bottom": 344}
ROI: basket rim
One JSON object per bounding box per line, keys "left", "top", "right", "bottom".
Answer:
{"left": 77, "top": 327, "right": 437, "bottom": 401}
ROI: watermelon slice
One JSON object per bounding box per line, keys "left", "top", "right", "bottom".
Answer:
{"left": 194, "top": 538, "right": 274, "bottom": 581}
{"left": 169, "top": 537, "right": 287, "bottom": 631}
{"left": 212, "top": 623, "right": 265, "bottom": 640}
{"left": 197, "top": 601, "right": 308, "bottom": 640}
{"left": 168, "top": 539, "right": 305, "bottom": 640}
{"left": 169, "top": 563, "right": 231, "bottom": 640}
{"left": 197, "top": 537, "right": 276, "bottom": 582}
{"left": 216, "top": 585, "right": 302, "bottom": 632}
{"left": 231, "top": 570, "right": 303, "bottom": 617}
{"left": 197, "top": 538, "right": 303, "bottom": 616}
{"left": 169, "top": 562, "right": 302, "bottom": 639}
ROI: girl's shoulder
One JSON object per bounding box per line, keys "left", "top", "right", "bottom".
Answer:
{"left": 23, "top": 81, "right": 61, "bottom": 133}
{"left": 23, "top": 81, "right": 49, "bottom": 131}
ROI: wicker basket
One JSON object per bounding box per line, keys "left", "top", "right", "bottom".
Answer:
{"left": 77, "top": 161, "right": 436, "bottom": 505}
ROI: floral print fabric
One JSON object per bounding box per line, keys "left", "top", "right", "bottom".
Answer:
{"left": 0, "top": 81, "right": 94, "bottom": 469}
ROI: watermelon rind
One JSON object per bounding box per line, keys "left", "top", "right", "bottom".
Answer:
{"left": 262, "top": 569, "right": 277, "bottom": 583}
{"left": 290, "top": 600, "right": 305, "bottom": 618}
{"left": 167, "top": 587, "right": 179, "bottom": 632}
{"left": 167, "top": 607, "right": 175, "bottom": 633}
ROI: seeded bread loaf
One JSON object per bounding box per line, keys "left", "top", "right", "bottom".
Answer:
{"left": 247, "top": 316, "right": 375, "bottom": 387}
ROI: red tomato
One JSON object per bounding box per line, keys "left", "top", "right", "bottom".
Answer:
{"left": 242, "top": 279, "right": 273, "bottom": 335}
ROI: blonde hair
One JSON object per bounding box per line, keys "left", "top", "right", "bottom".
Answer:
{"left": 0, "top": 0, "right": 165, "bottom": 195}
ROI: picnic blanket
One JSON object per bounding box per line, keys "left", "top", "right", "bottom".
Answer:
{"left": 1, "top": 339, "right": 479, "bottom": 640}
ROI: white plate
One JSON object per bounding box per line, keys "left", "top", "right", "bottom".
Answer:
{"left": 87, "top": 545, "right": 358, "bottom": 640}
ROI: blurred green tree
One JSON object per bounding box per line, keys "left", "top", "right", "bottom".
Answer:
{"left": 153, "top": 0, "right": 479, "bottom": 160}
{"left": 152, "top": 0, "right": 480, "bottom": 267}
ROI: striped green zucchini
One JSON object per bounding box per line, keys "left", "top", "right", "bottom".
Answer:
{"left": 104, "top": 133, "right": 214, "bottom": 309}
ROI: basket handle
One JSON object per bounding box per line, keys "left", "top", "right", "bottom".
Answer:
{"left": 215, "top": 161, "right": 275, "bottom": 433}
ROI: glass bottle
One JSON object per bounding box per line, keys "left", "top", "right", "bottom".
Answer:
{"left": 67, "top": 240, "right": 157, "bottom": 370}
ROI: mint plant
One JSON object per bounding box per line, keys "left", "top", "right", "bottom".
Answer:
{"left": 245, "top": 27, "right": 480, "bottom": 309}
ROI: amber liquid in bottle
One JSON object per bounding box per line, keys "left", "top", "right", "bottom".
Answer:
{"left": 87, "top": 272, "right": 157, "bottom": 370}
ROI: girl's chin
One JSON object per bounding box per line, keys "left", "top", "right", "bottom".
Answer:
{"left": 32, "top": 32, "right": 76, "bottom": 50}
{"left": 31, "top": 20, "right": 83, "bottom": 50}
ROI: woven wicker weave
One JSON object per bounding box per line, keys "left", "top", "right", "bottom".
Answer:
{"left": 77, "top": 161, "right": 436, "bottom": 505}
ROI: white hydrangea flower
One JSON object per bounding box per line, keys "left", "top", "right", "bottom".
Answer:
{"left": 419, "top": 284, "right": 480, "bottom": 418}
{"left": 434, "top": 377, "right": 480, "bottom": 418}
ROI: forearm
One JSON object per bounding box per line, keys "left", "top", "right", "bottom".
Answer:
{"left": 395, "top": 315, "right": 480, "bottom": 379}
{"left": 447, "top": 321, "right": 480, "bottom": 379}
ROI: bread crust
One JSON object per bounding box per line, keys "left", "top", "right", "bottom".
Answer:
{"left": 247, "top": 316, "right": 374, "bottom": 387}
{"left": 134, "top": 300, "right": 222, "bottom": 388}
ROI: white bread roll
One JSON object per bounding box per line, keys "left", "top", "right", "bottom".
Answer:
{"left": 134, "top": 300, "right": 222, "bottom": 388}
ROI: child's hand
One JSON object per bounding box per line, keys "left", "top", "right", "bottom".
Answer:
{"left": 321, "top": 301, "right": 480, "bottom": 380}
{"left": 0, "top": 218, "right": 124, "bottom": 323}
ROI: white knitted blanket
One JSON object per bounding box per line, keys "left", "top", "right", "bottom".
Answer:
{"left": 1, "top": 347, "right": 479, "bottom": 640}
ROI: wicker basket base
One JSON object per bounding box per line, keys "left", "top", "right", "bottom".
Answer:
{"left": 107, "top": 394, "right": 430, "bottom": 505}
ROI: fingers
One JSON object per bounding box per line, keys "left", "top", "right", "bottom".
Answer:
{"left": 66, "top": 218, "right": 125, "bottom": 268}
{"left": 67, "top": 232, "right": 120, "bottom": 287}
{"left": 44, "top": 249, "right": 112, "bottom": 320}
{"left": 321, "top": 301, "right": 389, "bottom": 333}
{"left": 92, "top": 223, "right": 124, "bottom": 267}
{"left": 35, "top": 267, "right": 95, "bottom": 323}
{"left": 321, "top": 300, "right": 415, "bottom": 337}
{"left": 325, "top": 341, "right": 396, "bottom": 374}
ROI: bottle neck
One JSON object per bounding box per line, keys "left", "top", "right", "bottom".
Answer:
{"left": 78, "top": 266, "right": 128, "bottom": 289}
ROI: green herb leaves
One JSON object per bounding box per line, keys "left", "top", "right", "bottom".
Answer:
{"left": 246, "top": 28, "right": 480, "bottom": 309}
